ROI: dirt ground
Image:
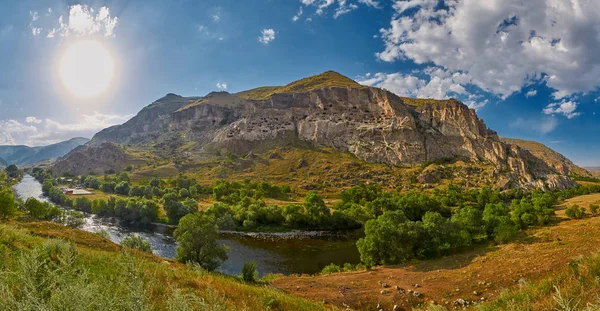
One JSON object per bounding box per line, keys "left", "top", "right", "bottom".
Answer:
{"left": 272, "top": 194, "right": 600, "bottom": 311}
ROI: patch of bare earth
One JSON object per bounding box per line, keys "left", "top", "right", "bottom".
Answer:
{"left": 272, "top": 194, "right": 600, "bottom": 310}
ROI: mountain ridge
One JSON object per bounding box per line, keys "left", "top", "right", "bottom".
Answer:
{"left": 0, "top": 137, "right": 89, "bottom": 166}
{"left": 55, "top": 71, "right": 579, "bottom": 189}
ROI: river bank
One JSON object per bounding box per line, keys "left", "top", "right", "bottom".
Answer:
{"left": 13, "top": 175, "right": 362, "bottom": 276}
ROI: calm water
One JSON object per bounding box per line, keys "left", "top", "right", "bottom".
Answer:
{"left": 13, "top": 175, "right": 361, "bottom": 276}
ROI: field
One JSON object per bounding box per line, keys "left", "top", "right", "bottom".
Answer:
{"left": 0, "top": 220, "right": 338, "bottom": 311}
{"left": 272, "top": 194, "right": 600, "bottom": 310}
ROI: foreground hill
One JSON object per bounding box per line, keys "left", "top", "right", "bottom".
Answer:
{"left": 0, "top": 221, "right": 335, "bottom": 311}
{"left": 55, "top": 71, "right": 579, "bottom": 189}
{"left": 0, "top": 137, "right": 89, "bottom": 166}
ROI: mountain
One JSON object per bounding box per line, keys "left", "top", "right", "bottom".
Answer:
{"left": 500, "top": 138, "right": 591, "bottom": 177}
{"left": 0, "top": 137, "right": 89, "bottom": 166}
{"left": 55, "top": 71, "right": 578, "bottom": 189}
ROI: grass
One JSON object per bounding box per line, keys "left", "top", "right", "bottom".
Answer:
{"left": 0, "top": 221, "right": 338, "bottom": 311}
{"left": 272, "top": 196, "right": 600, "bottom": 310}
{"left": 236, "top": 71, "right": 365, "bottom": 100}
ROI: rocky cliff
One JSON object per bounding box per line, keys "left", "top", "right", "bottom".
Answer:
{"left": 62, "top": 71, "right": 579, "bottom": 189}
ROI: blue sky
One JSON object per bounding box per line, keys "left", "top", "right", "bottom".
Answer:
{"left": 0, "top": 0, "right": 599, "bottom": 166}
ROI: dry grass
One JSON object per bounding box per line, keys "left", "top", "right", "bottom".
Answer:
{"left": 236, "top": 71, "right": 365, "bottom": 100}
{"left": 273, "top": 199, "right": 600, "bottom": 310}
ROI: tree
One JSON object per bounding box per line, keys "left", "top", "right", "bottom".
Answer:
{"left": 24, "top": 198, "right": 61, "bottom": 220}
{"left": 174, "top": 213, "right": 228, "bottom": 271}
{"left": 42, "top": 180, "right": 54, "bottom": 196}
{"left": 84, "top": 175, "right": 101, "bottom": 189}
{"left": 74, "top": 197, "right": 92, "bottom": 213}
{"left": 5, "top": 164, "right": 22, "bottom": 179}
{"left": 241, "top": 261, "right": 258, "bottom": 283}
{"left": 100, "top": 182, "right": 116, "bottom": 193}
{"left": 356, "top": 210, "right": 424, "bottom": 266}
{"left": 0, "top": 188, "right": 17, "bottom": 219}
{"left": 121, "top": 234, "right": 153, "bottom": 253}
{"left": 115, "top": 181, "right": 130, "bottom": 195}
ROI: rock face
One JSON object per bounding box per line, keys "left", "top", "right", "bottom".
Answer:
{"left": 52, "top": 142, "right": 138, "bottom": 175}
{"left": 71, "top": 71, "right": 578, "bottom": 189}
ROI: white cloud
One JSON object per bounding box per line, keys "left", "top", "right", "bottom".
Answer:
{"left": 511, "top": 116, "right": 558, "bottom": 135}
{"left": 292, "top": 7, "right": 303, "bottom": 22}
{"left": 334, "top": 0, "right": 359, "bottom": 18}
{"left": 299, "top": 0, "right": 378, "bottom": 18}
{"left": 525, "top": 90, "right": 537, "bottom": 98}
{"left": 377, "top": 0, "right": 600, "bottom": 102}
{"left": 0, "top": 112, "right": 132, "bottom": 146}
{"left": 31, "top": 5, "right": 118, "bottom": 38}
{"left": 258, "top": 29, "right": 276, "bottom": 44}
{"left": 357, "top": 67, "right": 485, "bottom": 108}
{"left": 212, "top": 14, "right": 220, "bottom": 21}
{"left": 543, "top": 100, "right": 580, "bottom": 119}
{"left": 25, "top": 117, "right": 42, "bottom": 124}
{"left": 216, "top": 82, "right": 228, "bottom": 90}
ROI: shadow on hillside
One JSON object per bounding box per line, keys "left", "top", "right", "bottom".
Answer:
{"left": 404, "top": 244, "right": 501, "bottom": 273}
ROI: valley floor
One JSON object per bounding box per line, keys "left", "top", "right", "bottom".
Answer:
{"left": 272, "top": 194, "right": 600, "bottom": 310}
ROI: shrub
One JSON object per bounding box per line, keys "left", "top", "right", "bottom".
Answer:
{"left": 24, "top": 198, "right": 61, "bottom": 220}
{"left": 241, "top": 260, "right": 258, "bottom": 282}
{"left": 121, "top": 234, "right": 153, "bottom": 253}
{"left": 565, "top": 204, "right": 585, "bottom": 219}
{"left": 589, "top": 204, "right": 599, "bottom": 216}
{"left": 321, "top": 263, "right": 342, "bottom": 275}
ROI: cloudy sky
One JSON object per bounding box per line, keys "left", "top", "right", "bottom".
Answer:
{"left": 0, "top": 0, "right": 599, "bottom": 165}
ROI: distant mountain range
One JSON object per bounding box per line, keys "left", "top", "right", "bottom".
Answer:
{"left": 0, "top": 137, "right": 89, "bottom": 167}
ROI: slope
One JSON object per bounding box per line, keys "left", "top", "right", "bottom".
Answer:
{"left": 500, "top": 137, "right": 590, "bottom": 177}
{"left": 0, "top": 221, "right": 336, "bottom": 311}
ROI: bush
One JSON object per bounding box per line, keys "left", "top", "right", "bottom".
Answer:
{"left": 73, "top": 197, "right": 92, "bottom": 213}
{"left": 565, "top": 205, "right": 585, "bottom": 219}
{"left": 121, "top": 234, "right": 153, "bottom": 253}
{"left": 589, "top": 204, "right": 599, "bottom": 216}
{"left": 115, "top": 181, "right": 130, "bottom": 195}
{"left": 59, "top": 210, "right": 85, "bottom": 228}
{"left": 241, "top": 260, "right": 258, "bottom": 282}
{"left": 321, "top": 263, "right": 342, "bottom": 275}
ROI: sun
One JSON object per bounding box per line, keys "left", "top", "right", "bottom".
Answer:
{"left": 59, "top": 40, "right": 115, "bottom": 98}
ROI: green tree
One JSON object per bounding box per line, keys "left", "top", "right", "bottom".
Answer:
{"left": 121, "top": 234, "right": 153, "bottom": 253}
{"left": 24, "top": 198, "right": 61, "bottom": 220}
{"left": 5, "top": 164, "right": 22, "bottom": 179}
{"left": 84, "top": 175, "right": 101, "bottom": 189}
{"left": 0, "top": 188, "right": 17, "bottom": 219}
{"left": 356, "top": 210, "right": 424, "bottom": 266}
{"left": 174, "top": 213, "right": 228, "bottom": 271}
{"left": 73, "top": 197, "right": 92, "bottom": 213}
{"left": 115, "top": 181, "right": 130, "bottom": 195}
{"left": 589, "top": 204, "right": 599, "bottom": 216}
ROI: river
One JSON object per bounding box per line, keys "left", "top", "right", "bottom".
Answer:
{"left": 13, "top": 175, "right": 361, "bottom": 276}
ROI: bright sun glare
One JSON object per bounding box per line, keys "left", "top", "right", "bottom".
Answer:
{"left": 59, "top": 40, "right": 114, "bottom": 98}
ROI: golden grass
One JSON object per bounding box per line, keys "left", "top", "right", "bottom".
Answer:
{"left": 236, "top": 71, "right": 365, "bottom": 100}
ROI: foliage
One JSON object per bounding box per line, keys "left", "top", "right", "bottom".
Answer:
{"left": 565, "top": 204, "right": 585, "bottom": 219}
{"left": 241, "top": 261, "right": 258, "bottom": 283}
{"left": 74, "top": 197, "right": 92, "bottom": 213}
{"left": 0, "top": 188, "right": 17, "bottom": 219}
{"left": 588, "top": 204, "right": 599, "bottom": 216}
{"left": 5, "top": 164, "right": 23, "bottom": 179}
{"left": 121, "top": 234, "right": 153, "bottom": 253}
{"left": 24, "top": 198, "right": 61, "bottom": 220}
{"left": 174, "top": 213, "right": 229, "bottom": 271}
